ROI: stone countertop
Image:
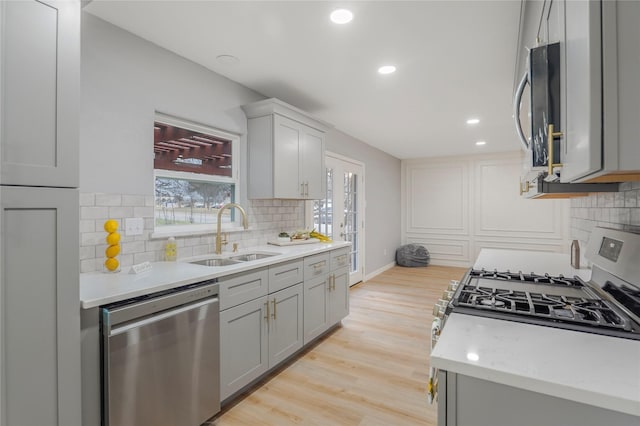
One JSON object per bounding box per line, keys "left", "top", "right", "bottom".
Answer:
{"left": 80, "top": 241, "right": 350, "bottom": 309}
{"left": 431, "top": 248, "right": 639, "bottom": 417}
{"left": 431, "top": 313, "right": 640, "bottom": 416}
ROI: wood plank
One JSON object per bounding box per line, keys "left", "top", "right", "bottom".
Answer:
{"left": 207, "top": 265, "right": 467, "bottom": 425}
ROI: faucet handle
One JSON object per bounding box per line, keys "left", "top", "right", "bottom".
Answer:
{"left": 233, "top": 243, "right": 239, "bottom": 252}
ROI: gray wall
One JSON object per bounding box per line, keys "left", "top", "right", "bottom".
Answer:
{"left": 81, "top": 12, "right": 263, "bottom": 197}
{"left": 326, "top": 129, "right": 402, "bottom": 276}
{"left": 80, "top": 13, "right": 401, "bottom": 276}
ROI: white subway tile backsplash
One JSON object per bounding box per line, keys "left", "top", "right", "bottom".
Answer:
{"left": 81, "top": 206, "right": 109, "bottom": 219}
{"left": 79, "top": 193, "right": 96, "bottom": 207}
{"left": 122, "top": 195, "right": 146, "bottom": 206}
{"left": 79, "top": 193, "right": 305, "bottom": 272}
{"left": 108, "top": 206, "right": 134, "bottom": 218}
{"left": 570, "top": 187, "right": 640, "bottom": 247}
{"left": 96, "top": 193, "right": 122, "bottom": 206}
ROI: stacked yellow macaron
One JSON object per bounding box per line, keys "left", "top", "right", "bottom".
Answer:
{"left": 104, "top": 219, "right": 121, "bottom": 271}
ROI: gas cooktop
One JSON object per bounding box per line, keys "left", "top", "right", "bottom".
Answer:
{"left": 450, "top": 269, "right": 640, "bottom": 339}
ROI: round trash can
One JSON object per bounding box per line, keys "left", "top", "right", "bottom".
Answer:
{"left": 396, "top": 244, "right": 430, "bottom": 267}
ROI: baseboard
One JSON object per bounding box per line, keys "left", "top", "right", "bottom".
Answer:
{"left": 363, "top": 261, "right": 397, "bottom": 282}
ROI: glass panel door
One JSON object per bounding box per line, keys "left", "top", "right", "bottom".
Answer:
{"left": 312, "top": 154, "right": 364, "bottom": 286}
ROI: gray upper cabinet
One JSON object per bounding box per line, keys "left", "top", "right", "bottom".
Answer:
{"left": 242, "top": 98, "right": 330, "bottom": 200}
{"left": 0, "top": 0, "right": 79, "bottom": 187}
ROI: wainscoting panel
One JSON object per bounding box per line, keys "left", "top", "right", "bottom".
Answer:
{"left": 402, "top": 152, "right": 569, "bottom": 267}
{"left": 406, "top": 162, "right": 468, "bottom": 235}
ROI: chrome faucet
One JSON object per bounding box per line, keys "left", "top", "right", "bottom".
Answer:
{"left": 215, "top": 203, "right": 249, "bottom": 254}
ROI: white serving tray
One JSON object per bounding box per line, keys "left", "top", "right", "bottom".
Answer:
{"left": 267, "top": 238, "right": 320, "bottom": 246}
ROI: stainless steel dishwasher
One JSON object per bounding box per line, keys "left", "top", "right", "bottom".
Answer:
{"left": 101, "top": 280, "right": 220, "bottom": 426}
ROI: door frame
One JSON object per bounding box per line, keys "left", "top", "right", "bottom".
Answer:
{"left": 306, "top": 151, "right": 365, "bottom": 286}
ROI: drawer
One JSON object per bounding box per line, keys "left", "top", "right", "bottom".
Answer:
{"left": 304, "top": 252, "right": 330, "bottom": 280}
{"left": 331, "top": 248, "right": 350, "bottom": 271}
{"left": 219, "top": 267, "right": 269, "bottom": 310}
{"left": 269, "top": 259, "right": 303, "bottom": 294}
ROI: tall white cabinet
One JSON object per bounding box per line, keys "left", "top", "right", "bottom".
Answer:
{"left": 0, "top": 1, "right": 81, "bottom": 425}
{"left": 242, "top": 98, "right": 330, "bottom": 200}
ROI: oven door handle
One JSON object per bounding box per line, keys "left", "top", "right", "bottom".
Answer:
{"left": 513, "top": 70, "right": 530, "bottom": 151}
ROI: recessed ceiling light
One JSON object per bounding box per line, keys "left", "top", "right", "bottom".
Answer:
{"left": 330, "top": 9, "right": 353, "bottom": 24}
{"left": 378, "top": 65, "right": 396, "bottom": 75}
{"left": 467, "top": 118, "right": 480, "bottom": 125}
{"left": 476, "top": 141, "right": 486, "bottom": 146}
{"left": 216, "top": 54, "right": 239, "bottom": 65}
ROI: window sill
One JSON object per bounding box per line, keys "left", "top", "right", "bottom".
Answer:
{"left": 150, "top": 224, "right": 250, "bottom": 240}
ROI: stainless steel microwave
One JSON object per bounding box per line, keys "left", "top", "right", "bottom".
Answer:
{"left": 514, "top": 42, "right": 561, "bottom": 168}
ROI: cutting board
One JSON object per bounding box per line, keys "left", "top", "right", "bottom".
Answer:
{"left": 267, "top": 238, "right": 320, "bottom": 246}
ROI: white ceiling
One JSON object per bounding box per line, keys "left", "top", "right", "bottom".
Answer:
{"left": 85, "top": 0, "right": 523, "bottom": 160}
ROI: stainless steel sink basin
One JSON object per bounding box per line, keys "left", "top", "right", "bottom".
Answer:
{"left": 189, "top": 258, "right": 242, "bottom": 267}
{"left": 229, "top": 252, "right": 279, "bottom": 262}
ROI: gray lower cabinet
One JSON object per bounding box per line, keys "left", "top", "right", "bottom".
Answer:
{"left": 267, "top": 283, "right": 304, "bottom": 367}
{"left": 329, "top": 266, "right": 350, "bottom": 324}
{"left": 221, "top": 249, "right": 349, "bottom": 402}
{"left": 220, "top": 260, "right": 305, "bottom": 401}
{"left": 220, "top": 296, "right": 269, "bottom": 401}
{"left": 0, "top": 186, "right": 81, "bottom": 426}
{"left": 438, "top": 371, "right": 639, "bottom": 426}
{"left": 0, "top": 0, "right": 79, "bottom": 187}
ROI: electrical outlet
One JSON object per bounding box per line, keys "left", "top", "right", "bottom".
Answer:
{"left": 125, "top": 217, "right": 144, "bottom": 236}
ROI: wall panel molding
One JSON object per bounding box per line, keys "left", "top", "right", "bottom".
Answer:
{"left": 402, "top": 152, "right": 569, "bottom": 267}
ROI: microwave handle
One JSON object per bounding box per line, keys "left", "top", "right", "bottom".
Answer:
{"left": 513, "top": 71, "right": 530, "bottom": 150}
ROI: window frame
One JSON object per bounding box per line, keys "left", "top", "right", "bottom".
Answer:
{"left": 152, "top": 113, "right": 241, "bottom": 238}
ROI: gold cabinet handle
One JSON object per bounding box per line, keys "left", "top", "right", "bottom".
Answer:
{"left": 331, "top": 274, "right": 336, "bottom": 291}
{"left": 264, "top": 301, "right": 270, "bottom": 323}
{"left": 300, "top": 183, "right": 305, "bottom": 196}
{"left": 272, "top": 298, "right": 277, "bottom": 320}
{"left": 547, "top": 124, "right": 564, "bottom": 176}
{"left": 519, "top": 180, "right": 530, "bottom": 195}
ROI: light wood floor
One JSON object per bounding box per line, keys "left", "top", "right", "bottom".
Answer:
{"left": 209, "top": 265, "right": 468, "bottom": 426}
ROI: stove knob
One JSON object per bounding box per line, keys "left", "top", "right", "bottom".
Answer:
{"left": 442, "top": 290, "right": 454, "bottom": 300}
{"left": 432, "top": 304, "right": 441, "bottom": 316}
{"left": 448, "top": 280, "right": 459, "bottom": 291}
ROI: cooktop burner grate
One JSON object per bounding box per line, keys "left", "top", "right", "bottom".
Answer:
{"left": 468, "top": 269, "right": 583, "bottom": 287}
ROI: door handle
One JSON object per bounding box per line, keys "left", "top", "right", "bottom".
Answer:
{"left": 513, "top": 70, "right": 530, "bottom": 150}
{"left": 300, "top": 183, "right": 305, "bottom": 196}
{"left": 272, "top": 298, "right": 277, "bottom": 320}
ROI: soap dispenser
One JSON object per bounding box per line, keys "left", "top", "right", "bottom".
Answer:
{"left": 570, "top": 240, "right": 580, "bottom": 269}
{"left": 165, "top": 237, "right": 177, "bottom": 261}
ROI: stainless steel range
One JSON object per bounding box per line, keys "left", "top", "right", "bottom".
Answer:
{"left": 441, "top": 227, "right": 640, "bottom": 341}
{"left": 428, "top": 227, "right": 640, "bottom": 425}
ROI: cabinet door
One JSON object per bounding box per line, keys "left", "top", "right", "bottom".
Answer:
{"left": 559, "top": 0, "right": 603, "bottom": 182}
{"left": 303, "top": 274, "right": 330, "bottom": 344}
{"left": 299, "top": 126, "right": 325, "bottom": 199}
{"left": 268, "top": 284, "right": 303, "bottom": 368}
{"left": 0, "top": 0, "right": 79, "bottom": 187}
{"left": 329, "top": 267, "right": 350, "bottom": 325}
{"left": 220, "top": 296, "right": 269, "bottom": 401}
{"left": 0, "top": 186, "right": 81, "bottom": 426}
{"left": 273, "top": 115, "right": 302, "bottom": 198}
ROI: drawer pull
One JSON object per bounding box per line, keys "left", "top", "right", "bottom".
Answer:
{"left": 272, "top": 298, "right": 277, "bottom": 320}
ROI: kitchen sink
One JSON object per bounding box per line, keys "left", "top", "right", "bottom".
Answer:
{"left": 229, "top": 252, "right": 280, "bottom": 262}
{"left": 188, "top": 251, "right": 280, "bottom": 267}
{"left": 189, "top": 258, "right": 242, "bottom": 267}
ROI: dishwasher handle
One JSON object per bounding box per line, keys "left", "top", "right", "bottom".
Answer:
{"left": 109, "top": 296, "right": 218, "bottom": 337}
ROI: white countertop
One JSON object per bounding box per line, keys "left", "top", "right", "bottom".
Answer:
{"left": 431, "top": 248, "right": 639, "bottom": 417}
{"left": 431, "top": 313, "right": 640, "bottom": 416}
{"left": 80, "top": 241, "right": 350, "bottom": 309}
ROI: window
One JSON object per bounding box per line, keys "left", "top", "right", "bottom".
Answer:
{"left": 153, "top": 113, "right": 239, "bottom": 234}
